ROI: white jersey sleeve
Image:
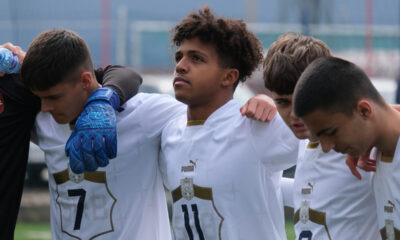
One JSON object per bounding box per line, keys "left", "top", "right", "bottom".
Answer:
{"left": 249, "top": 113, "right": 298, "bottom": 172}
{"left": 126, "top": 93, "right": 186, "bottom": 138}
{"left": 280, "top": 177, "right": 294, "bottom": 208}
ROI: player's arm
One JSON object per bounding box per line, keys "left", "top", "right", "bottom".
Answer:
{"left": 0, "top": 43, "right": 40, "bottom": 114}
{"left": 240, "top": 94, "right": 277, "bottom": 122}
{"left": 95, "top": 65, "right": 143, "bottom": 105}
{"left": 66, "top": 66, "right": 143, "bottom": 174}
{"left": 280, "top": 177, "right": 294, "bottom": 208}
{"left": 250, "top": 114, "right": 299, "bottom": 171}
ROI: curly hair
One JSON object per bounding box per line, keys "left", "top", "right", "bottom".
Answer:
{"left": 263, "top": 32, "right": 331, "bottom": 95}
{"left": 171, "top": 7, "right": 263, "bottom": 87}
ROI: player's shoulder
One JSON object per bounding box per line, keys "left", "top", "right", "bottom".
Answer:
{"left": 246, "top": 110, "right": 287, "bottom": 132}
{"left": 124, "top": 92, "right": 175, "bottom": 106}
{"left": 121, "top": 93, "right": 177, "bottom": 113}
{"left": 161, "top": 113, "right": 186, "bottom": 137}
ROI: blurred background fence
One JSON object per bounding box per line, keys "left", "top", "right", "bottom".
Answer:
{"left": 2, "top": 0, "right": 400, "bottom": 78}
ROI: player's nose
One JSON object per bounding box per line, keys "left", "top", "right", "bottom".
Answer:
{"left": 40, "top": 99, "right": 53, "bottom": 112}
{"left": 175, "top": 57, "right": 188, "bottom": 74}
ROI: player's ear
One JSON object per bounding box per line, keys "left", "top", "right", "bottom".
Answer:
{"left": 79, "top": 71, "right": 93, "bottom": 89}
{"left": 221, "top": 68, "right": 239, "bottom": 88}
{"left": 356, "top": 99, "right": 373, "bottom": 120}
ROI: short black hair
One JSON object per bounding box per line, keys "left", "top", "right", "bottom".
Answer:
{"left": 171, "top": 7, "right": 263, "bottom": 88}
{"left": 263, "top": 32, "right": 330, "bottom": 95}
{"left": 294, "top": 56, "right": 386, "bottom": 117}
{"left": 21, "top": 29, "right": 94, "bottom": 91}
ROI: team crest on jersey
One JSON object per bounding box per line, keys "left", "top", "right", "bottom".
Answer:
{"left": 0, "top": 92, "right": 4, "bottom": 114}
{"left": 380, "top": 200, "right": 400, "bottom": 240}
{"left": 181, "top": 178, "right": 194, "bottom": 200}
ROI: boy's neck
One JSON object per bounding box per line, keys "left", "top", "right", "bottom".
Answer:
{"left": 375, "top": 105, "right": 400, "bottom": 156}
{"left": 187, "top": 94, "right": 232, "bottom": 121}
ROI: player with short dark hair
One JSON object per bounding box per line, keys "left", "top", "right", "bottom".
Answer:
{"left": 22, "top": 30, "right": 95, "bottom": 92}
{"left": 0, "top": 40, "right": 141, "bottom": 239}
{"left": 293, "top": 56, "right": 400, "bottom": 239}
{"left": 263, "top": 33, "right": 379, "bottom": 239}
{"left": 160, "top": 8, "right": 298, "bottom": 240}
{"left": 294, "top": 56, "right": 385, "bottom": 120}
{"left": 17, "top": 29, "right": 182, "bottom": 239}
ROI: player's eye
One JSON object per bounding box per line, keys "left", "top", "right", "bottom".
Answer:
{"left": 324, "top": 129, "right": 337, "bottom": 136}
{"left": 274, "top": 99, "right": 291, "bottom": 106}
{"left": 174, "top": 55, "right": 182, "bottom": 63}
{"left": 46, "top": 95, "right": 61, "bottom": 101}
{"left": 192, "top": 55, "right": 203, "bottom": 62}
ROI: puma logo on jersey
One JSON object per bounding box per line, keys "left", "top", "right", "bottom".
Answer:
{"left": 385, "top": 200, "right": 395, "bottom": 213}
{"left": 301, "top": 188, "right": 311, "bottom": 195}
{"left": 301, "top": 182, "right": 314, "bottom": 195}
{"left": 181, "top": 165, "right": 194, "bottom": 172}
{"left": 181, "top": 160, "right": 197, "bottom": 172}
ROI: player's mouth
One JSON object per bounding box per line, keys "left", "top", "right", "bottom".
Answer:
{"left": 292, "top": 122, "right": 307, "bottom": 131}
{"left": 173, "top": 77, "right": 190, "bottom": 87}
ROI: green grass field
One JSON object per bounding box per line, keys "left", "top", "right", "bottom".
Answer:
{"left": 15, "top": 221, "right": 295, "bottom": 240}
{"left": 14, "top": 223, "right": 51, "bottom": 240}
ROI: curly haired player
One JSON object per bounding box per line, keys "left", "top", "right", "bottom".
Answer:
{"left": 159, "top": 7, "right": 298, "bottom": 240}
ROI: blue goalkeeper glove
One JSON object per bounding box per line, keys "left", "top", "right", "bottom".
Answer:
{"left": 66, "top": 88, "right": 120, "bottom": 174}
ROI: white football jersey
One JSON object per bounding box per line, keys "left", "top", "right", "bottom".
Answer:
{"left": 294, "top": 140, "right": 380, "bottom": 240}
{"left": 160, "top": 100, "right": 299, "bottom": 240}
{"left": 34, "top": 93, "right": 185, "bottom": 240}
{"left": 374, "top": 137, "right": 400, "bottom": 240}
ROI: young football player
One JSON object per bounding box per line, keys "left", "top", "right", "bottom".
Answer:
{"left": 293, "top": 56, "right": 400, "bottom": 239}
{"left": 263, "top": 33, "right": 380, "bottom": 239}
{"left": 21, "top": 29, "right": 185, "bottom": 239}
{"left": 0, "top": 42, "right": 141, "bottom": 239}
{"left": 159, "top": 8, "right": 299, "bottom": 240}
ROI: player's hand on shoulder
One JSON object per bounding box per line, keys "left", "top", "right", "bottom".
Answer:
{"left": 66, "top": 88, "right": 120, "bottom": 174}
{"left": 2, "top": 42, "right": 25, "bottom": 64}
{"left": 391, "top": 104, "right": 400, "bottom": 112}
{"left": 240, "top": 94, "right": 277, "bottom": 122}
{"left": 0, "top": 42, "right": 25, "bottom": 77}
{"left": 346, "top": 147, "right": 377, "bottom": 180}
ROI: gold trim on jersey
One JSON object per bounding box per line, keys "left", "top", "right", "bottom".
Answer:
{"left": 54, "top": 168, "right": 117, "bottom": 239}
{"left": 381, "top": 156, "right": 394, "bottom": 163}
{"left": 294, "top": 208, "right": 332, "bottom": 240}
{"left": 306, "top": 142, "right": 319, "bottom": 149}
{"left": 380, "top": 227, "right": 400, "bottom": 240}
{"left": 53, "top": 169, "right": 106, "bottom": 184}
{"left": 187, "top": 120, "right": 205, "bottom": 126}
{"left": 172, "top": 184, "right": 224, "bottom": 240}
